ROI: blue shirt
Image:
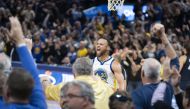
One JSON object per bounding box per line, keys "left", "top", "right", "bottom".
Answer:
{"left": 132, "top": 82, "right": 173, "bottom": 109}
{"left": 32, "top": 43, "right": 43, "bottom": 63}
{"left": 1, "top": 46, "right": 47, "bottom": 109}
{"left": 0, "top": 96, "right": 3, "bottom": 106}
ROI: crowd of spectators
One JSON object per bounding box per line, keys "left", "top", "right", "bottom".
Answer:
{"left": 0, "top": 0, "right": 190, "bottom": 109}
{"left": 0, "top": 0, "right": 190, "bottom": 108}
{"left": 0, "top": 0, "right": 189, "bottom": 65}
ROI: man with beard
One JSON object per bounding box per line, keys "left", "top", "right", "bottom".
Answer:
{"left": 92, "top": 37, "right": 125, "bottom": 91}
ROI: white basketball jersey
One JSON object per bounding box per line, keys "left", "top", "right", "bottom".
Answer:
{"left": 92, "top": 56, "right": 117, "bottom": 89}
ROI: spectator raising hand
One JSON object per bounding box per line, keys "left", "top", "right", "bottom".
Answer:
{"left": 151, "top": 23, "right": 179, "bottom": 69}
{"left": 151, "top": 23, "right": 165, "bottom": 37}
{"left": 9, "top": 17, "right": 25, "bottom": 45}
{"left": 1, "top": 16, "right": 47, "bottom": 109}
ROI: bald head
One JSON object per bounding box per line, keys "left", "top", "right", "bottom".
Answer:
{"left": 142, "top": 58, "right": 161, "bottom": 81}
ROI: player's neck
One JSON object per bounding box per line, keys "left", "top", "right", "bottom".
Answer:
{"left": 98, "top": 55, "right": 109, "bottom": 62}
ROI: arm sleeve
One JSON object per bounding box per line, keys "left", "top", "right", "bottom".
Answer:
{"left": 16, "top": 46, "right": 47, "bottom": 109}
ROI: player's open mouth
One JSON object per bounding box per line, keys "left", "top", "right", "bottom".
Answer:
{"left": 96, "top": 48, "right": 100, "bottom": 51}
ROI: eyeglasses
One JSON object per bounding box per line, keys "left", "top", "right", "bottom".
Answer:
{"left": 110, "top": 94, "right": 131, "bottom": 102}
{"left": 61, "top": 93, "right": 84, "bottom": 99}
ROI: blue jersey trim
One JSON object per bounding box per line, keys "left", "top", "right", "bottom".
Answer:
{"left": 110, "top": 59, "right": 115, "bottom": 74}
{"left": 97, "top": 56, "right": 112, "bottom": 65}
{"left": 92, "top": 58, "right": 95, "bottom": 64}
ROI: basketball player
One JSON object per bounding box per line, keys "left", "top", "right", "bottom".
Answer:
{"left": 92, "top": 37, "right": 125, "bottom": 91}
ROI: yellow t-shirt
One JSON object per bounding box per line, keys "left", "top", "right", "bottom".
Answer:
{"left": 45, "top": 76, "right": 114, "bottom": 109}
{"left": 45, "top": 83, "right": 64, "bottom": 102}
{"left": 77, "top": 48, "right": 88, "bottom": 57}
{"left": 75, "top": 76, "right": 114, "bottom": 109}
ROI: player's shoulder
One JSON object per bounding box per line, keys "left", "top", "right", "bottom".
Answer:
{"left": 112, "top": 58, "right": 121, "bottom": 65}
{"left": 91, "top": 58, "right": 96, "bottom": 64}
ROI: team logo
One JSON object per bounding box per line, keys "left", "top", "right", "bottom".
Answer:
{"left": 39, "top": 70, "right": 56, "bottom": 84}
{"left": 34, "top": 47, "right": 41, "bottom": 54}
{"left": 94, "top": 68, "right": 108, "bottom": 81}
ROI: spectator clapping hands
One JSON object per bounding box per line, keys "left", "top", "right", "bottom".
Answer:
{"left": 9, "top": 17, "right": 25, "bottom": 45}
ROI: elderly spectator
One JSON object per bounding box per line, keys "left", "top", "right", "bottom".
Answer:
{"left": 43, "top": 57, "right": 113, "bottom": 109}
{"left": 73, "top": 57, "right": 113, "bottom": 109}
{"left": 60, "top": 81, "right": 95, "bottom": 109}
{"left": 131, "top": 23, "right": 180, "bottom": 109}
{"left": 131, "top": 58, "right": 173, "bottom": 109}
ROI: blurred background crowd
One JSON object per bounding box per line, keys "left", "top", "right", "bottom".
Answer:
{"left": 0, "top": 0, "right": 190, "bottom": 97}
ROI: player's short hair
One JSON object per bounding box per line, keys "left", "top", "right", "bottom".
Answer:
{"left": 97, "top": 37, "right": 112, "bottom": 47}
